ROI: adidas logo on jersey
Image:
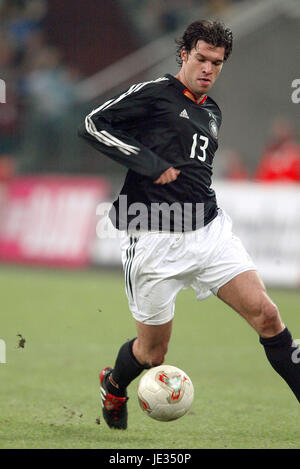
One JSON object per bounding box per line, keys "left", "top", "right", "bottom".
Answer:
{"left": 179, "top": 109, "right": 189, "bottom": 119}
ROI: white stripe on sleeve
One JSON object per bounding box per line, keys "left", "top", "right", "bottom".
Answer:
{"left": 84, "top": 77, "right": 168, "bottom": 156}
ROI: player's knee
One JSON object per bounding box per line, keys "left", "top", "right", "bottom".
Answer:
{"left": 256, "top": 299, "right": 280, "bottom": 335}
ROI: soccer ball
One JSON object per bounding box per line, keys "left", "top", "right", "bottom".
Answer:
{"left": 137, "top": 365, "right": 194, "bottom": 422}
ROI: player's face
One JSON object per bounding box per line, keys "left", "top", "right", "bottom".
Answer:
{"left": 179, "top": 40, "right": 225, "bottom": 99}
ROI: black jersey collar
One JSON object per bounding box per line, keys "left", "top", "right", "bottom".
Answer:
{"left": 164, "top": 73, "right": 207, "bottom": 105}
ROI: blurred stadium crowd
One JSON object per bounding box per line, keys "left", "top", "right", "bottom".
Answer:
{"left": 0, "top": 0, "right": 300, "bottom": 182}
{"left": 120, "top": 0, "right": 249, "bottom": 41}
{"left": 0, "top": 0, "right": 81, "bottom": 178}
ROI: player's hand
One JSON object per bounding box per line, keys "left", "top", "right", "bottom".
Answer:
{"left": 154, "top": 167, "right": 181, "bottom": 184}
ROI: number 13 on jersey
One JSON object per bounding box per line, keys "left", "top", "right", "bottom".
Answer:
{"left": 189, "top": 133, "right": 209, "bottom": 162}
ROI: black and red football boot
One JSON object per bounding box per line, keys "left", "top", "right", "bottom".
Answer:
{"left": 99, "top": 367, "right": 128, "bottom": 430}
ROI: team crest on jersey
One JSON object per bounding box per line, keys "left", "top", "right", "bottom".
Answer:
{"left": 209, "top": 119, "right": 218, "bottom": 139}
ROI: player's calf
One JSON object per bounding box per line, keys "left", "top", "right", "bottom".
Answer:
{"left": 239, "top": 290, "right": 300, "bottom": 403}
{"left": 260, "top": 327, "right": 300, "bottom": 403}
{"left": 133, "top": 339, "right": 169, "bottom": 368}
{"left": 217, "top": 271, "right": 300, "bottom": 403}
{"left": 107, "top": 338, "right": 147, "bottom": 397}
{"left": 132, "top": 319, "right": 173, "bottom": 368}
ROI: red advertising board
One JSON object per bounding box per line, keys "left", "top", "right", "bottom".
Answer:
{"left": 0, "top": 175, "right": 110, "bottom": 267}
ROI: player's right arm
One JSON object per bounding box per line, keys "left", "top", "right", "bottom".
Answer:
{"left": 78, "top": 78, "right": 179, "bottom": 182}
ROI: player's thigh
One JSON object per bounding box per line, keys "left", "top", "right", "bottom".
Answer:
{"left": 123, "top": 232, "right": 189, "bottom": 325}
{"left": 217, "top": 269, "right": 265, "bottom": 316}
{"left": 217, "top": 270, "right": 284, "bottom": 333}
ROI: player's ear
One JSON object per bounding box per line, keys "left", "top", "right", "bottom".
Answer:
{"left": 181, "top": 47, "right": 189, "bottom": 64}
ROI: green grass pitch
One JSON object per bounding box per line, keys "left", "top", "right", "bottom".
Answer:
{"left": 0, "top": 266, "right": 299, "bottom": 449}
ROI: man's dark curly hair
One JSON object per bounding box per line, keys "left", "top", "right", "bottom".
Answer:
{"left": 176, "top": 20, "right": 233, "bottom": 66}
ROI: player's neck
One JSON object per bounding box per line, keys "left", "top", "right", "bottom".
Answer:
{"left": 174, "top": 72, "right": 206, "bottom": 104}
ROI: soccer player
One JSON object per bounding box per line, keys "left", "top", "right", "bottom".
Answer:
{"left": 79, "top": 20, "right": 300, "bottom": 429}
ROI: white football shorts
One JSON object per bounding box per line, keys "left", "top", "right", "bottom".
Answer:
{"left": 119, "top": 208, "right": 256, "bottom": 325}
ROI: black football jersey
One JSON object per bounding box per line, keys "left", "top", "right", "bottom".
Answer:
{"left": 78, "top": 74, "right": 222, "bottom": 231}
